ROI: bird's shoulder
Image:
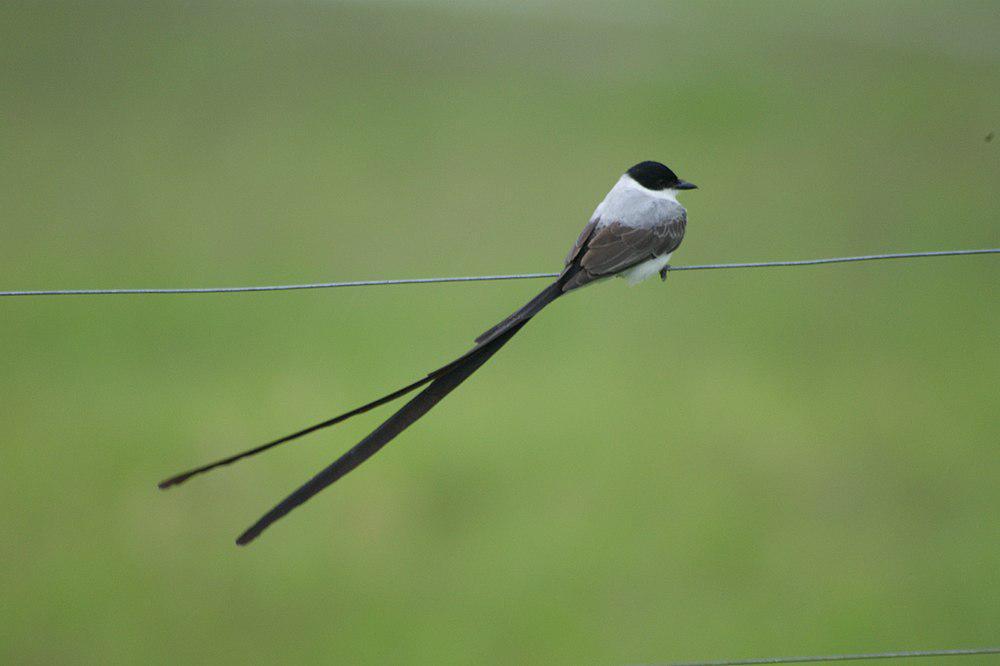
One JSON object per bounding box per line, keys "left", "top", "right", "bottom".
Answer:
{"left": 564, "top": 203, "right": 685, "bottom": 267}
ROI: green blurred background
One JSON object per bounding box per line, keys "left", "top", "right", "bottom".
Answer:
{"left": 2, "top": 1, "right": 998, "bottom": 663}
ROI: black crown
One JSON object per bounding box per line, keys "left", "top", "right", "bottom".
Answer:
{"left": 627, "top": 161, "right": 681, "bottom": 191}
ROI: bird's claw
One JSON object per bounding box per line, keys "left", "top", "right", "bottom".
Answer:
{"left": 659, "top": 265, "right": 671, "bottom": 281}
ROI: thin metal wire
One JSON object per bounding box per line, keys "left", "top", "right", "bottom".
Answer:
{"left": 665, "top": 646, "right": 1000, "bottom": 666}
{"left": 0, "top": 248, "right": 996, "bottom": 297}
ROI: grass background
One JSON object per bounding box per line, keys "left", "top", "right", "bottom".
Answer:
{"left": 1, "top": 1, "right": 998, "bottom": 663}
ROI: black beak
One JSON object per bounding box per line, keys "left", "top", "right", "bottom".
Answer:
{"left": 674, "top": 180, "right": 697, "bottom": 190}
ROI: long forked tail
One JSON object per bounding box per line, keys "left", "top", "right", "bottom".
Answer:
{"left": 236, "top": 281, "right": 565, "bottom": 544}
{"left": 158, "top": 280, "right": 563, "bottom": 491}
{"left": 236, "top": 319, "right": 527, "bottom": 545}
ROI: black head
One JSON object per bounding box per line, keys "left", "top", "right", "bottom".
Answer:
{"left": 626, "top": 161, "right": 697, "bottom": 191}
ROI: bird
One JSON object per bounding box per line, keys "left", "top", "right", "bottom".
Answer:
{"left": 159, "top": 160, "right": 697, "bottom": 545}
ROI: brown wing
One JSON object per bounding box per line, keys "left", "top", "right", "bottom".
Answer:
{"left": 561, "top": 216, "right": 685, "bottom": 291}
{"left": 564, "top": 218, "right": 599, "bottom": 267}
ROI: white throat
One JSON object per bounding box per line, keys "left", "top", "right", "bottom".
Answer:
{"left": 623, "top": 175, "right": 680, "bottom": 203}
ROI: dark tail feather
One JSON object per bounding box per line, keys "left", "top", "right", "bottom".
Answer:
{"left": 157, "top": 374, "right": 435, "bottom": 489}
{"left": 158, "top": 340, "right": 504, "bottom": 489}
{"left": 159, "top": 281, "right": 564, "bottom": 489}
{"left": 474, "top": 280, "right": 563, "bottom": 345}
{"left": 236, "top": 281, "right": 566, "bottom": 545}
{"left": 236, "top": 321, "right": 526, "bottom": 545}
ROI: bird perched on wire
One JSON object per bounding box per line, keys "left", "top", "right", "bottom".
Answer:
{"left": 160, "top": 160, "right": 697, "bottom": 545}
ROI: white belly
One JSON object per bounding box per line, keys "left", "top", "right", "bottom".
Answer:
{"left": 619, "top": 253, "right": 672, "bottom": 285}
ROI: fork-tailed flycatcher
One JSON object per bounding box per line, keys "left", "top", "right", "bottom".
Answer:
{"left": 160, "top": 160, "right": 696, "bottom": 545}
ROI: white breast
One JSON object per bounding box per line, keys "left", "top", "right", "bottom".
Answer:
{"left": 592, "top": 175, "right": 685, "bottom": 230}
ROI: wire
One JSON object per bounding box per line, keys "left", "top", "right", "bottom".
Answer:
{"left": 0, "top": 248, "right": 996, "bottom": 298}
{"left": 666, "top": 248, "right": 999, "bottom": 272}
{"left": 665, "top": 646, "right": 1000, "bottom": 666}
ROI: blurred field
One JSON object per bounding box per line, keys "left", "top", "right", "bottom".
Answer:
{"left": 1, "top": 1, "right": 998, "bottom": 663}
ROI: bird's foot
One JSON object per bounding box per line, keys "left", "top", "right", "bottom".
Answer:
{"left": 659, "top": 265, "right": 671, "bottom": 281}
